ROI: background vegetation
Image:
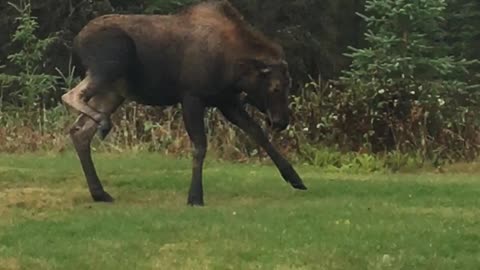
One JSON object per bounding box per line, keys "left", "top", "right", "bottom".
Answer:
{"left": 0, "top": 0, "right": 479, "bottom": 170}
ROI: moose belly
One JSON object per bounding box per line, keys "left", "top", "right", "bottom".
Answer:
{"left": 115, "top": 78, "right": 182, "bottom": 106}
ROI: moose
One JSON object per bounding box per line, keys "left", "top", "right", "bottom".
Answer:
{"left": 62, "top": 0, "right": 307, "bottom": 206}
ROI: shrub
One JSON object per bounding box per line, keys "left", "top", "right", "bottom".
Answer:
{"left": 339, "top": 0, "right": 479, "bottom": 161}
{"left": 1, "top": 1, "right": 58, "bottom": 109}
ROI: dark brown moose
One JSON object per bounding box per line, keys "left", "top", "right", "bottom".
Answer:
{"left": 62, "top": 0, "right": 307, "bottom": 206}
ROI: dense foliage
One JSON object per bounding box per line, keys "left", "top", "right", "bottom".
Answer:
{"left": 0, "top": 0, "right": 478, "bottom": 169}
{"left": 339, "top": 0, "right": 479, "bottom": 161}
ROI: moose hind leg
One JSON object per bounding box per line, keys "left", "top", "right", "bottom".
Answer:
{"left": 64, "top": 27, "right": 137, "bottom": 135}
{"left": 70, "top": 115, "right": 113, "bottom": 202}
{"left": 70, "top": 92, "right": 124, "bottom": 202}
{"left": 62, "top": 75, "right": 112, "bottom": 136}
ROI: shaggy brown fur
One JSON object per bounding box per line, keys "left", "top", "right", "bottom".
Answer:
{"left": 62, "top": 0, "right": 306, "bottom": 205}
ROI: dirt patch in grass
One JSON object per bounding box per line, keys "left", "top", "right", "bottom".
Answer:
{"left": 0, "top": 257, "right": 20, "bottom": 270}
{"left": 0, "top": 187, "right": 89, "bottom": 219}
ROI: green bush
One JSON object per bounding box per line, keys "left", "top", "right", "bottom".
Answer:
{"left": 1, "top": 1, "right": 58, "bottom": 109}
{"left": 0, "top": 0, "right": 73, "bottom": 137}
{"left": 339, "top": 0, "right": 479, "bottom": 160}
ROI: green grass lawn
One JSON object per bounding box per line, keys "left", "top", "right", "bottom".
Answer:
{"left": 0, "top": 153, "right": 479, "bottom": 269}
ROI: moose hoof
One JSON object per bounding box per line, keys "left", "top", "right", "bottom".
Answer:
{"left": 288, "top": 176, "right": 308, "bottom": 190}
{"left": 281, "top": 166, "right": 308, "bottom": 190}
{"left": 91, "top": 191, "right": 115, "bottom": 203}
{"left": 291, "top": 181, "right": 308, "bottom": 190}
{"left": 97, "top": 115, "right": 112, "bottom": 140}
{"left": 187, "top": 198, "right": 205, "bottom": 207}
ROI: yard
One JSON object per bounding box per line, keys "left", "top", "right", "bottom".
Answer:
{"left": 0, "top": 153, "right": 479, "bottom": 269}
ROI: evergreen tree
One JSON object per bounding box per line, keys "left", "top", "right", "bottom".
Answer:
{"left": 340, "top": 0, "right": 478, "bottom": 157}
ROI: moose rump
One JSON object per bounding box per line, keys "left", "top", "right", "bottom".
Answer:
{"left": 62, "top": 0, "right": 306, "bottom": 206}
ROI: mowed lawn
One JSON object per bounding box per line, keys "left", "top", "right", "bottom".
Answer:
{"left": 0, "top": 153, "right": 479, "bottom": 270}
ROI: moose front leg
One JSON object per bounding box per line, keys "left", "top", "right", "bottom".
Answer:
{"left": 220, "top": 103, "right": 307, "bottom": 190}
{"left": 182, "top": 95, "right": 208, "bottom": 206}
